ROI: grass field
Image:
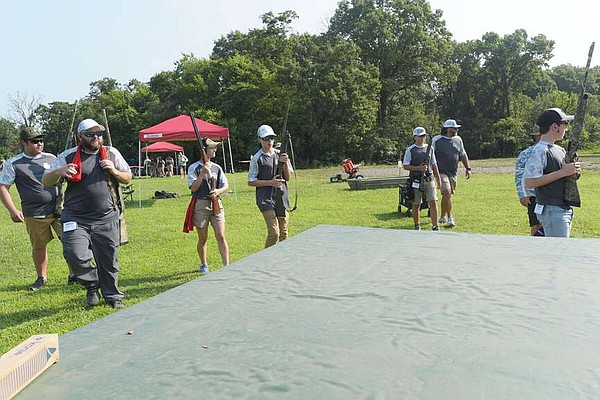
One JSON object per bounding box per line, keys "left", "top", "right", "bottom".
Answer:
{"left": 1, "top": 159, "right": 599, "bottom": 354}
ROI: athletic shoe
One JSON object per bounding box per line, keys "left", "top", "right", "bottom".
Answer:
{"left": 67, "top": 274, "right": 78, "bottom": 285}
{"left": 29, "top": 277, "right": 47, "bottom": 291}
{"left": 438, "top": 217, "right": 447, "bottom": 224}
{"left": 413, "top": 225, "right": 421, "bottom": 230}
{"left": 107, "top": 300, "right": 125, "bottom": 309}
{"left": 446, "top": 217, "right": 455, "bottom": 227}
{"left": 432, "top": 225, "right": 440, "bottom": 231}
{"left": 86, "top": 288, "right": 100, "bottom": 306}
{"left": 200, "top": 264, "right": 209, "bottom": 275}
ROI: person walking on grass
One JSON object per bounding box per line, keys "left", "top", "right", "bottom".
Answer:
{"left": 0, "top": 126, "right": 76, "bottom": 291}
{"left": 432, "top": 119, "right": 472, "bottom": 227}
{"left": 248, "top": 124, "right": 293, "bottom": 248}
{"left": 523, "top": 108, "right": 581, "bottom": 238}
{"left": 178, "top": 152, "right": 188, "bottom": 178}
{"left": 403, "top": 127, "right": 441, "bottom": 231}
{"left": 515, "top": 125, "right": 544, "bottom": 236}
{"left": 184, "top": 138, "right": 229, "bottom": 275}
{"left": 43, "top": 118, "right": 132, "bottom": 308}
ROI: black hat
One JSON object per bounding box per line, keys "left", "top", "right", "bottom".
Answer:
{"left": 536, "top": 108, "right": 574, "bottom": 128}
{"left": 19, "top": 126, "right": 46, "bottom": 140}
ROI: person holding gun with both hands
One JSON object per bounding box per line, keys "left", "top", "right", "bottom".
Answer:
{"left": 185, "top": 138, "right": 229, "bottom": 275}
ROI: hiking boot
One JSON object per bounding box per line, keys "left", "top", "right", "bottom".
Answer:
{"left": 86, "top": 288, "right": 100, "bottom": 306}
{"left": 432, "top": 225, "right": 440, "bottom": 231}
{"left": 107, "top": 299, "right": 125, "bottom": 309}
{"left": 446, "top": 217, "right": 455, "bottom": 227}
{"left": 67, "top": 274, "right": 78, "bottom": 285}
{"left": 30, "top": 277, "right": 47, "bottom": 291}
{"left": 200, "top": 264, "right": 209, "bottom": 275}
{"left": 438, "top": 216, "right": 447, "bottom": 224}
{"left": 413, "top": 225, "right": 421, "bottom": 231}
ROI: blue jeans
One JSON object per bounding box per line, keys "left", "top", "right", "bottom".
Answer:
{"left": 536, "top": 205, "right": 573, "bottom": 238}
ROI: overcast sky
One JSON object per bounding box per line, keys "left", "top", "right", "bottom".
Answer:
{"left": 1, "top": 0, "right": 597, "bottom": 118}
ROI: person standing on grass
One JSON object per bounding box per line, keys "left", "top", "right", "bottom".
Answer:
{"left": 432, "top": 119, "right": 472, "bottom": 227}
{"left": 184, "top": 138, "right": 229, "bottom": 275}
{"left": 178, "top": 152, "right": 188, "bottom": 178}
{"left": 403, "top": 127, "right": 441, "bottom": 231}
{"left": 515, "top": 125, "right": 544, "bottom": 236}
{"left": 523, "top": 108, "right": 581, "bottom": 238}
{"left": 248, "top": 124, "right": 293, "bottom": 248}
{"left": 43, "top": 118, "right": 132, "bottom": 308}
{"left": 0, "top": 126, "right": 76, "bottom": 291}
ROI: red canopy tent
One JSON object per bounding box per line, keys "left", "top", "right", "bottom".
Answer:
{"left": 136, "top": 116, "right": 235, "bottom": 207}
{"left": 139, "top": 115, "right": 229, "bottom": 142}
{"left": 141, "top": 141, "right": 184, "bottom": 153}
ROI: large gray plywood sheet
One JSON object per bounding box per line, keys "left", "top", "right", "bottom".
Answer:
{"left": 16, "top": 225, "right": 600, "bottom": 399}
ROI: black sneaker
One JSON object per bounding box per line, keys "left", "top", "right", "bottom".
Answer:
{"left": 67, "top": 274, "right": 78, "bottom": 285}
{"left": 432, "top": 225, "right": 440, "bottom": 231}
{"left": 30, "top": 277, "right": 47, "bottom": 291}
{"left": 86, "top": 288, "right": 100, "bottom": 306}
{"left": 107, "top": 299, "right": 125, "bottom": 309}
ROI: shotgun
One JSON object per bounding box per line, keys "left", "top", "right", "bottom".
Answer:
{"left": 55, "top": 101, "right": 79, "bottom": 215}
{"left": 274, "top": 102, "right": 292, "bottom": 217}
{"left": 419, "top": 138, "right": 434, "bottom": 190}
{"left": 564, "top": 42, "right": 594, "bottom": 207}
{"left": 64, "top": 100, "right": 78, "bottom": 151}
{"left": 189, "top": 113, "right": 221, "bottom": 214}
{"left": 102, "top": 109, "right": 129, "bottom": 244}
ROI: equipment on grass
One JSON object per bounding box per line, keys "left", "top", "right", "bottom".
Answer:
{"left": 0, "top": 334, "right": 59, "bottom": 400}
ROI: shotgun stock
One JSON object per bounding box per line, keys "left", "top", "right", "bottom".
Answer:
{"left": 564, "top": 42, "right": 594, "bottom": 207}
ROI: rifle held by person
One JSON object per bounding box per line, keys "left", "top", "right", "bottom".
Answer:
{"left": 419, "top": 139, "right": 434, "bottom": 190}
{"left": 274, "top": 102, "right": 293, "bottom": 217}
{"left": 103, "top": 109, "right": 129, "bottom": 244}
{"left": 564, "top": 42, "right": 594, "bottom": 207}
{"left": 189, "top": 112, "right": 221, "bottom": 214}
{"left": 56, "top": 100, "right": 79, "bottom": 215}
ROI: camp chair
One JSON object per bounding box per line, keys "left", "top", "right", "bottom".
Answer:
{"left": 122, "top": 184, "right": 135, "bottom": 203}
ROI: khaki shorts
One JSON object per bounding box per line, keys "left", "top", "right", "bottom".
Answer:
{"left": 413, "top": 180, "right": 437, "bottom": 204}
{"left": 25, "top": 216, "right": 61, "bottom": 249}
{"left": 193, "top": 199, "right": 225, "bottom": 228}
{"left": 439, "top": 173, "right": 457, "bottom": 194}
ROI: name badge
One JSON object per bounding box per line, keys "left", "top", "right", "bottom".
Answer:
{"left": 63, "top": 221, "right": 77, "bottom": 232}
{"left": 534, "top": 204, "right": 544, "bottom": 215}
{"left": 412, "top": 181, "right": 420, "bottom": 189}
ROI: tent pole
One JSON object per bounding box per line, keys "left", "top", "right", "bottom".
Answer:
{"left": 138, "top": 141, "right": 142, "bottom": 208}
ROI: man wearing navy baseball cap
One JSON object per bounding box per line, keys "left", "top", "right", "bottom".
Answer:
{"left": 523, "top": 108, "right": 581, "bottom": 237}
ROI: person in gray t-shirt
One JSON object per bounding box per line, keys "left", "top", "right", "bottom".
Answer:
{"left": 43, "top": 118, "right": 132, "bottom": 309}
{"left": 0, "top": 126, "right": 72, "bottom": 291}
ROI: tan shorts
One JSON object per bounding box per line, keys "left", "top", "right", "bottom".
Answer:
{"left": 439, "top": 173, "right": 457, "bottom": 194}
{"left": 193, "top": 199, "right": 225, "bottom": 228}
{"left": 25, "top": 216, "right": 61, "bottom": 249}
{"left": 413, "top": 180, "right": 437, "bottom": 204}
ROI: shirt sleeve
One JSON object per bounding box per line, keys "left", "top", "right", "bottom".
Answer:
{"left": 515, "top": 150, "right": 527, "bottom": 199}
{"left": 457, "top": 136, "right": 467, "bottom": 157}
{"left": 248, "top": 153, "right": 259, "bottom": 182}
{"left": 522, "top": 144, "right": 546, "bottom": 182}
{"left": 402, "top": 146, "right": 412, "bottom": 166}
{"left": 187, "top": 161, "right": 200, "bottom": 188}
{"left": 109, "top": 147, "right": 132, "bottom": 173}
{"left": 218, "top": 165, "right": 228, "bottom": 188}
{"left": 0, "top": 158, "right": 16, "bottom": 185}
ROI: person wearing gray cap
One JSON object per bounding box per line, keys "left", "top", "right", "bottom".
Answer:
{"left": 431, "top": 119, "right": 472, "bottom": 227}
{"left": 515, "top": 125, "right": 544, "bottom": 236}
{"left": 43, "top": 118, "right": 132, "bottom": 308}
{"left": 0, "top": 126, "right": 75, "bottom": 290}
{"left": 523, "top": 108, "right": 581, "bottom": 237}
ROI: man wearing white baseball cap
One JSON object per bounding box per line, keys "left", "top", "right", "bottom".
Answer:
{"left": 248, "top": 124, "right": 293, "bottom": 248}
{"left": 431, "top": 119, "right": 472, "bottom": 227}
{"left": 523, "top": 107, "right": 580, "bottom": 237}
{"left": 43, "top": 118, "right": 132, "bottom": 308}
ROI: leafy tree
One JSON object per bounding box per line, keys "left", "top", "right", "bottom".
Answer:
{"left": 0, "top": 118, "right": 19, "bottom": 158}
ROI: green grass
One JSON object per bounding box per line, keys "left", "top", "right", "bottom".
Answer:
{"left": 1, "top": 162, "right": 599, "bottom": 354}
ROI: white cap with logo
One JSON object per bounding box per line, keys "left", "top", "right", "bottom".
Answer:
{"left": 442, "top": 119, "right": 461, "bottom": 128}
{"left": 257, "top": 125, "right": 276, "bottom": 138}
{"left": 412, "top": 127, "right": 427, "bottom": 136}
{"left": 77, "top": 119, "right": 105, "bottom": 134}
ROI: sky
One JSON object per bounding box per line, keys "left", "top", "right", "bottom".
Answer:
{"left": 1, "top": 0, "right": 598, "bottom": 119}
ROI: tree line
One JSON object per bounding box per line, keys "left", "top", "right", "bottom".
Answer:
{"left": 1, "top": 0, "right": 598, "bottom": 168}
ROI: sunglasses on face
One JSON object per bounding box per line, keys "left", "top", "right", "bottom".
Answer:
{"left": 261, "top": 136, "right": 275, "bottom": 141}
{"left": 27, "top": 139, "right": 44, "bottom": 144}
{"left": 82, "top": 131, "right": 105, "bottom": 138}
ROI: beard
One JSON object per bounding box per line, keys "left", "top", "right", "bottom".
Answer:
{"left": 81, "top": 136, "right": 103, "bottom": 152}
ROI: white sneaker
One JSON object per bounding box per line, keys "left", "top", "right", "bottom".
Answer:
{"left": 439, "top": 216, "right": 447, "bottom": 224}
{"left": 446, "top": 217, "right": 455, "bottom": 227}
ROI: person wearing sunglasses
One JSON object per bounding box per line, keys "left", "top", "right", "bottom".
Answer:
{"left": 248, "top": 124, "right": 293, "bottom": 248}
{"left": 523, "top": 108, "right": 581, "bottom": 237}
{"left": 43, "top": 118, "right": 132, "bottom": 308}
{"left": 0, "top": 126, "right": 73, "bottom": 291}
